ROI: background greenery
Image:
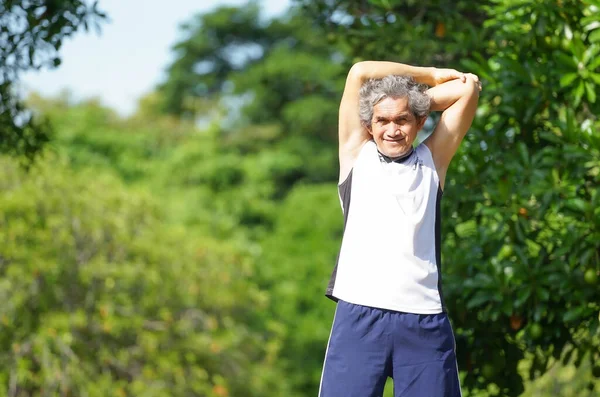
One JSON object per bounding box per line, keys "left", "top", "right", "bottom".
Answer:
{"left": 1, "top": 0, "right": 599, "bottom": 396}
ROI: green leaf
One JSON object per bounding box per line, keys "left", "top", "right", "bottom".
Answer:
{"left": 497, "top": 58, "right": 530, "bottom": 81}
{"left": 573, "top": 81, "right": 585, "bottom": 107}
{"left": 554, "top": 52, "right": 577, "bottom": 68}
{"left": 515, "top": 288, "right": 531, "bottom": 308}
{"left": 561, "top": 346, "right": 575, "bottom": 365}
{"left": 583, "top": 45, "right": 600, "bottom": 65}
{"left": 563, "top": 306, "right": 585, "bottom": 322}
{"left": 539, "top": 131, "right": 562, "bottom": 144}
{"left": 590, "top": 73, "right": 600, "bottom": 84}
{"left": 513, "top": 245, "right": 529, "bottom": 265}
{"left": 517, "top": 142, "right": 529, "bottom": 165}
{"left": 583, "top": 18, "right": 600, "bottom": 30}
{"left": 525, "top": 239, "right": 541, "bottom": 257}
{"left": 585, "top": 81, "right": 596, "bottom": 103}
{"left": 535, "top": 287, "right": 550, "bottom": 302}
{"left": 461, "top": 59, "right": 493, "bottom": 82}
{"left": 589, "top": 55, "right": 600, "bottom": 71}
{"left": 466, "top": 291, "right": 492, "bottom": 309}
{"left": 559, "top": 73, "right": 578, "bottom": 87}
{"left": 589, "top": 29, "right": 600, "bottom": 43}
{"left": 455, "top": 220, "right": 477, "bottom": 238}
{"left": 565, "top": 198, "right": 586, "bottom": 213}
{"left": 580, "top": 249, "right": 595, "bottom": 266}
{"left": 572, "top": 38, "right": 586, "bottom": 59}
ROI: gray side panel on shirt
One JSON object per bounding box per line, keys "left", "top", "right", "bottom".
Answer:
{"left": 326, "top": 170, "right": 353, "bottom": 299}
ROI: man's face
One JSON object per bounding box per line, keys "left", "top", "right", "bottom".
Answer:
{"left": 368, "top": 96, "right": 426, "bottom": 158}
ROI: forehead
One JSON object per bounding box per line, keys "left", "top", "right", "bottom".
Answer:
{"left": 373, "top": 96, "right": 411, "bottom": 117}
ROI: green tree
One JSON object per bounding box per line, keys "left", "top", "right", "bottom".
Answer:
{"left": 256, "top": 184, "right": 342, "bottom": 394}
{"left": 157, "top": 2, "right": 269, "bottom": 118}
{"left": 0, "top": 99, "right": 293, "bottom": 395}
{"left": 158, "top": 2, "right": 346, "bottom": 225}
{"left": 297, "top": 0, "right": 488, "bottom": 66}
{"left": 0, "top": 0, "right": 106, "bottom": 161}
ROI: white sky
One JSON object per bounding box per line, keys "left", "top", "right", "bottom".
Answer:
{"left": 19, "top": 0, "right": 291, "bottom": 116}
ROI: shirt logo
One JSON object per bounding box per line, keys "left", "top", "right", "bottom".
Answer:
{"left": 413, "top": 156, "right": 423, "bottom": 170}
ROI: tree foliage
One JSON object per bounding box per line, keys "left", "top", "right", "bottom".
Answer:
{"left": 298, "top": 0, "right": 488, "bottom": 65}
{"left": 445, "top": 2, "right": 600, "bottom": 394}
{"left": 0, "top": 99, "right": 293, "bottom": 396}
{"left": 159, "top": 4, "right": 345, "bottom": 194}
{"left": 0, "top": 0, "right": 106, "bottom": 161}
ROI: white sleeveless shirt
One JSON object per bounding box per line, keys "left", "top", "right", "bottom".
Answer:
{"left": 326, "top": 140, "right": 446, "bottom": 314}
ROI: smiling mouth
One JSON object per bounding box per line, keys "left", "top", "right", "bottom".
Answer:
{"left": 385, "top": 137, "right": 405, "bottom": 143}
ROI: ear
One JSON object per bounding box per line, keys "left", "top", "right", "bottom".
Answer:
{"left": 417, "top": 115, "right": 428, "bottom": 130}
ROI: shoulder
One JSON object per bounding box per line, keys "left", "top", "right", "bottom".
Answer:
{"left": 415, "top": 142, "right": 434, "bottom": 163}
{"left": 339, "top": 139, "right": 375, "bottom": 184}
{"left": 355, "top": 139, "right": 377, "bottom": 162}
{"left": 415, "top": 142, "right": 440, "bottom": 180}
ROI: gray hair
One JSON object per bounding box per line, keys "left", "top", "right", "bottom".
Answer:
{"left": 359, "top": 75, "right": 431, "bottom": 128}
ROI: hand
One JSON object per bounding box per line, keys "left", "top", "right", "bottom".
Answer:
{"left": 464, "top": 73, "right": 482, "bottom": 91}
{"left": 432, "top": 68, "right": 466, "bottom": 86}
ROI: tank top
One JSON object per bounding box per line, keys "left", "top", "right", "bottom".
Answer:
{"left": 326, "top": 140, "right": 446, "bottom": 314}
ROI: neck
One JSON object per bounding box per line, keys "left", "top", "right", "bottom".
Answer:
{"left": 378, "top": 147, "right": 414, "bottom": 163}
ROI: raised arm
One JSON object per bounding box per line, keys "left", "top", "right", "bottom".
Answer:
{"left": 338, "top": 61, "right": 465, "bottom": 184}
{"left": 424, "top": 75, "right": 481, "bottom": 189}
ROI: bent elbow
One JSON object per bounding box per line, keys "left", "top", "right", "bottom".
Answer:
{"left": 464, "top": 77, "right": 480, "bottom": 98}
{"left": 347, "top": 61, "right": 370, "bottom": 82}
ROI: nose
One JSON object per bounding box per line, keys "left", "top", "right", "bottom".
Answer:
{"left": 389, "top": 122, "right": 401, "bottom": 136}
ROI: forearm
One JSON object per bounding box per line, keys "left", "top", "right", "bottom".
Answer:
{"left": 427, "top": 78, "right": 478, "bottom": 112}
{"left": 349, "top": 61, "right": 436, "bottom": 86}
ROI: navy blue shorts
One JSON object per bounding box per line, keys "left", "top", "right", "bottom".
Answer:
{"left": 319, "top": 300, "right": 461, "bottom": 397}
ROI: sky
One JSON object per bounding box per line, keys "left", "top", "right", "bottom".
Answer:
{"left": 19, "top": 0, "right": 291, "bottom": 116}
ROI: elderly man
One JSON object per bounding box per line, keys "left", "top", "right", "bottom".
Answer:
{"left": 320, "top": 61, "right": 481, "bottom": 397}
